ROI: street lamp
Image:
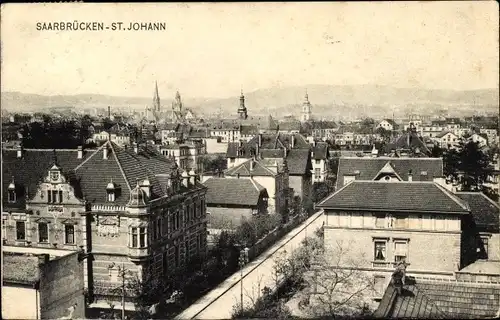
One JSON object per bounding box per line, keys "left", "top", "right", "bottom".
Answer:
{"left": 238, "top": 247, "right": 249, "bottom": 314}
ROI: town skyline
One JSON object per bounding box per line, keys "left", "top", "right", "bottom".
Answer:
{"left": 1, "top": 2, "right": 499, "bottom": 98}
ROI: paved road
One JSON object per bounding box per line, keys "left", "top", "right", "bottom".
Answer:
{"left": 175, "top": 211, "right": 325, "bottom": 320}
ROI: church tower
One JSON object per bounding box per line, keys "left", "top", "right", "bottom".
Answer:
{"left": 237, "top": 89, "right": 248, "bottom": 120}
{"left": 173, "top": 91, "right": 183, "bottom": 113}
{"left": 301, "top": 90, "right": 312, "bottom": 122}
{"left": 153, "top": 81, "right": 161, "bottom": 112}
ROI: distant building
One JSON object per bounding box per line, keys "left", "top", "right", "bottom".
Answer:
{"left": 2, "top": 246, "right": 85, "bottom": 320}
{"left": 158, "top": 139, "right": 206, "bottom": 173}
{"left": 301, "top": 91, "right": 312, "bottom": 122}
{"left": 376, "top": 119, "right": 397, "bottom": 131}
{"left": 434, "top": 131, "right": 459, "bottom": 149}
{"left": 311, "top": 141, "right": 330, "bottom": 182}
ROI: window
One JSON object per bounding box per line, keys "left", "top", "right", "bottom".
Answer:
{"left": 107, "top": 191, "right": 115, "bottom": 202}
{"left": 374, "top": 241, "right": 386, "bottom": 261}
{"left": 59, "top": 190, "right": 63, "bottom": 203}
{"left": 8, "top": 190, "right": 16, "bottom": 203}
{"left": 38, "top": 223, "right": 49, "bottom": 243}
{"left": 394, "top": 240, "right": 408, "bottom": 262}
{"left": 315, "top": 168, "right": 321, "bottom": 178}
{"left": 16, "top": 221, "right": 26, "bottom": 240}
{"left": 47, "top": 190, "right": 52, "bottom": 203}
{"left": 478, "top": 236, "right": 489, "bottom": 260}
{"left": 131, "top": 228, "right": 138, "bottom": 247}
{"left": 139, "top": 227, "right": 146, "bottom": 247}
{"left": 374, "top": 214, "right": 385, "bottom": 228}
{"left": 50, "top": 171, "right": 60, "bottom": 181}
{"left": 315, "top": 159, "right": 320, "bottom": 165}
{"left": 65, "top": 225, "right": 75, "bottom": 244}
{"left": 373, "top": 276, "right": 386, "bottom": 297}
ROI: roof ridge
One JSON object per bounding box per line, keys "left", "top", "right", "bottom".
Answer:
{"left": 108, "top": 142, "right": 132, "bottom": 192}
{"left": 249, "top": 177, "right": 262, "bottom": 191}
{"left": 318, "top": 177, "right": 355, "bottom": 206}
{"left": 74, "top": 142, "right": 109, "bottom": 171}
{"left": 256, "top": 160, "right": 278, "bottom": 175}
{"left": 433, "top": 183, "right": 470, "bottom": 212}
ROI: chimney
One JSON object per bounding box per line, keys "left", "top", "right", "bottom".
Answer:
{"left": 250, "top": 160, "right": 255, "bottom": 171}
{"left": 133, "top": 142, "right": 138, "bottom": 154}
{"left": 16, "top": 145, "right": 23, "bottom": 158}
{"left": 408, "top": 170, "right": 413, "bottom": 182}
{"left": 189, "top": 169, "right": 196, "bottom": 185}
{"left": 258, "top": 134, "right": 262, "bottom": 147}
{"left": 77, "top": 146, "right": 83, "bottom": 159}
{"left": 103, "top": 146, "right": 108, "bottom": 159}
{"left": 291, "top": 135, "right": 295, "bottom": 148}
{"left": 141, "top": 178, "right": 151, "bottom": 197}
{"left": 237, "top": 173, "right": 240, "bottom": 179}
{"left": 182, "top": 171, "right": 190, "bottom": 187}
{"left": 255, "top": 143, "right": 260, "bottom": 159}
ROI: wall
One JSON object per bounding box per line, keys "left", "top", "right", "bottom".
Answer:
{"left": 204, "top": 138, "right": 228, "bottom": 154}
{"left": 324, "top": 211, "right": 462, "bottom": 274}
{"left": 2, "top": 285, "right": 39, "bottom": 320}
{"left": 39, "top": 252, "right": 85, "bottom": 319}
{"left": 289, "top": 175, "right": 303, "bottom": 198}
{"left": 207, "top": 206, "right": 253, "bottom": 230}
{"left": 252, "top": 176, "right": 277, "bottom": 212}
{"left": 488, "top": 233, "right": 500, "bottom": 261}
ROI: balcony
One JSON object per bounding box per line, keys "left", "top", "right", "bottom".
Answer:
{"left": 127, "top": 247, "right": 149, "bottom": 261}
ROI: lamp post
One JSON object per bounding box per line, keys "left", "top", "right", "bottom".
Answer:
{"left": 238, "top": 247, "right": 249, "bottom": 314}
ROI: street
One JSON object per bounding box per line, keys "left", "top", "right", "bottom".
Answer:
{"left": 175, "top": 210, "right": 325, "bottom": 320}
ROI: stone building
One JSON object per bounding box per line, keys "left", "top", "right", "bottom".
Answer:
{"left": 2, "top": 141, "right": 208, "bottom": 311}
{"left": 2, "top": 246, "right": 86, "bottom": 320}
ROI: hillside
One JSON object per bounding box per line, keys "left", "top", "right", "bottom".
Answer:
{"left": 1, "top": 85, "right": 498, "bottom": 119}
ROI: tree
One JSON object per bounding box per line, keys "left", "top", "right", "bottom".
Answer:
{"left": 375, "top": 127, "right": 392, "bottom": 141}
{"left": 202, "top": 154, "right": 227, "bottom": 174}
{"left": 443, "top": 140, "right": 491, "bottom": 191}
{"left": 300, "top": 240, "right": 376, "bottom": 319}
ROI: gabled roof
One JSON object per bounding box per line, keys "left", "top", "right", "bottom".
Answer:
{"left": 286, "top": 149, "right": 311, "bottom": 175}
{"left": 381, "top": 119, "right": 397, "bottom": 126}
{"left": 278, "top": 121, "right": 301, "bottom": 131}
{"left": 385, "top": 130, "right": 431, "bottom": 155}
{"left": 317, "top": 181, "right": 470, "bottom": 214}
{"left": 260, "top": 115, "right": 279, "bottom": 131}
{"left": 203, "top": 177, "right": 267, "bottom": 206}
{"left": 246, "top": 133, "right": 310, "bottom": 150}
{"left": 435, "top": 131, "right": 457, "bottom": 139}
{"left": 2, "top": 148, "right": 91, "bottom": 209}
{"left": 335, "top": 157, "right": 444, "bottom": 190}
{"left": 225, "top": 159, "right": 277, "bottom": 177}
{"left": 375, "top": 278, "right": 500, "bottom": 319}
{"left": 2, "top": 142, "right": 200, "bottom": 209}
{"left": 240, "top": 125, "right": 258, "bottom": 136}
{"left": 455, "top": 192, "right": 500, "bottom": 232}
{"left": 312, "top": 142, "right": 329, "bottom": 160}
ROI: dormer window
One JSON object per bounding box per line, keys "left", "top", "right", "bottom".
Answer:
{"left": 106, "top": 179, "right": 116, "bottom": 202}
{"left": 50, "top": 171, "right": 60, "bottom": 181}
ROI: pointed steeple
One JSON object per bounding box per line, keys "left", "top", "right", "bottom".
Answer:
{"left": 301, "top": 89, "right": 312, "bottom": 122}
{"left": 153, "top": 81, "right": 161, "bottom": 112}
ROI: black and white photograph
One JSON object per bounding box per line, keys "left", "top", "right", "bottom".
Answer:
{"left": 1, "top": 2, "right": 499, "bottom": 319}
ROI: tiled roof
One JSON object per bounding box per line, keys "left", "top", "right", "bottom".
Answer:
{"left": 335, "top": 157, "right": 444, "bottom": 190}
{"left": 278, "top": 121, "right": 301, "bottom": 131}
{"left": 2, "top": 142, "right": 195, "bottom": 209}
{"left": 203, "top": 177, "right": 267, "bottom": 206}
{"left": 455, "top": 192, "right": 500, "bottom": 232}
{"left": 385, "top": 131, "right": 431, "bottom": 155}
{"left": 375, "top": 278, "right": 500, "bottom": 319}
{"left": 240, "top": 125, "right": 259, "bottom": 136}
{"left": 225, "top": 159, "right": 277, "bottom": 177}
{"left": 286, "top": 149, "right": 311, "bottom": 175}
{"left": 227, "top": 133, "right": 311, "bottom": 158}
{"left": 2, "top": 148, "right": 91, "bottom": 209}
{"left": 259, "top": 115, "right": 279, "bottom": 131}
{"left": 2, "top": 252, "right": 40, "bottom": 284}
{"left": 312, "top": 142, "right": 329, "bottom": 160}
{"left": 260, "top": 149, "right": 285, "bottom": 159}
{"left": 317, "top": 181, "right": 470, "bottom": 214}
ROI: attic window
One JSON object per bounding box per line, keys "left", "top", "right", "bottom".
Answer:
{"left": 8, "top": 190, "right": 16, "bottom": 203}
{"left": 420, "top": 171, "right": 427, "bottom": 176}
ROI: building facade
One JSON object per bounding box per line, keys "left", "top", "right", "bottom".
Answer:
{"left": 2, "top": 142, "right": 208, "bottom": 311}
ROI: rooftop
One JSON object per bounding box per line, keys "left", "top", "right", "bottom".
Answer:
{"left": 317, "top": 181, "right": 470, "bottom": 214}
{"left": 203, "top": 177, "right": 267, "bottom": 206}
{"left": 375, "top": 277, "right": 500, "bottom": 319}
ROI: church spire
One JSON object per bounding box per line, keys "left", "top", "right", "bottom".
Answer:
{"left": 153, "top": 81, "right": 160, "bottom": 112}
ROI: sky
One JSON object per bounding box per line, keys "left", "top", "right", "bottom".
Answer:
{"left": 1, "top": 2, "right": 498, "bottom": 99}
